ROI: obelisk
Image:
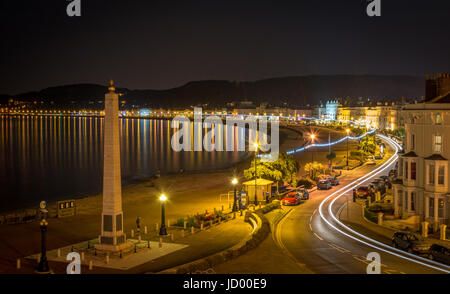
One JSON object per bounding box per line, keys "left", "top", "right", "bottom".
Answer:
{"left": 96, "top": 80, "right": 130, "bottom": 252}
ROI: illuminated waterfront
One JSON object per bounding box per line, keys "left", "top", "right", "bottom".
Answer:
{"left": 0, "top": 115, "right": 248, "bottom": 212}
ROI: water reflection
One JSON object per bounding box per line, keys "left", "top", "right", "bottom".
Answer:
{"left": 0, "top": 116, "right": 248, "bottom": 212}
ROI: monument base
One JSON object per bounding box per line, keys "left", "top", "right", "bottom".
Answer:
{"left": 95, "top": 241, "right": 133, "bottom": 253}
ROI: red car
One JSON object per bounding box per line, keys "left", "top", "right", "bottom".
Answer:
{"left": 356, "top": 186, "right": 370, "bottom": 199}
{"left": 282, "top": 192, "right": 302, "bottom": 206}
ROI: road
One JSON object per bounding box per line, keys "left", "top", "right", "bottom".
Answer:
{"left": 274, "top": 134, "right": 450, "bottom": 274}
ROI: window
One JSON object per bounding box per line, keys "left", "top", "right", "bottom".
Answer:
{"left": 438, "top": 166, "right": 445, "bottom": 185}
{"left": 435, "top": 135, "right": 442, "bottom": 153}
{"left": 438, "top": 199, "right": 444, "bottom": 217}
{"left": 411, "top": 162, "right": 416, "bottom": 180}
{"left": 410, "top": 134, "right": 415, "bottom": 150}
{"left": 405, "top": 161, "right": 408, "bottom": 179}
{"left": 429, "top": 198, "right": 434, "bottom": 217}
{"left": 428, "top": 164, "right": 435, "bottom": 184}
{"left": 410, "top": 192, "right": 416, "bottom": 211}
{"left": 436, "top": 114, "right": 442, "bottom": 125}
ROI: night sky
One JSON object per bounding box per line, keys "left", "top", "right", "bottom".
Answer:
{"left": 1, "top": 0, "right": 449, "bottom": 94}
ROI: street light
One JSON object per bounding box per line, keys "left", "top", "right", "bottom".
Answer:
{"left": 232, "top": 178, "right": 238, "bottom": 212}
{"left": 36, "top": 218, "right": 50, "bottom": 273}
{"left": 346, "top": 128, "right": 350, "bottom": 168}
{"left": 253, "top": 142, "right": 259, "bottom": 205}
{"left": 159, "top": 194, "right": 168, "bottom": 236}
{"left": 309, "top": 134, "right": 316, "bottom": 162}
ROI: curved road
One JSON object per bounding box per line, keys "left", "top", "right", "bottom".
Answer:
{"left": 275, "top": 135, "right": 450, "bottom": 274}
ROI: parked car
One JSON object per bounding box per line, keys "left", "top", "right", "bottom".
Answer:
{"left": 388, "top": 169, "right": 397, "bottom": 178}
{"left": 317, "top": 179, "right": 332, "bottom": 190}
{"left": 356, "top": 186, "right": 371, "bottom": 199}
{"left": 281, "top": 192, "right": 302, "bottom": 206}
{"left": 367, "top": 156, "right": 376, "bottom": 165}
{"left": 428, "top": 244, "right": 450, "bottom": 265}
{"left": 298, "top": 188, "right": 310, "bottom": 200}
{"left": 326, "top": 176, "right": 339, "bottom": 186}
{"left": 392, "top": 232, "right": 430, "bottom": 254}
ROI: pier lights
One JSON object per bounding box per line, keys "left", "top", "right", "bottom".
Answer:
{"left": 232, "top": 178, "right": 238, "bottom": 212}
{"left": 346, "top": 128, "right": 351, "bottom": 168}
{"left": 253, "top": 142, "right": 259, "bottom": 205}
{"left": 159, "top": 194, "right": 168, "bottom": 236}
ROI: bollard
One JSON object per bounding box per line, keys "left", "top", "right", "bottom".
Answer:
{"left": 221, "top": 205, "right": 224, "bottom": 211}
{"left": 37, "top": 253, "right": 41, "bottom": 263}
{"left": 81, "top": 251, "right": 85, "bottom": 261}
{"left": 184, "top": 221, "right": 187, "bottom": 230}
{"left": 94, "top": 248, "right": 97, "bottom": 256}
{"left": 155, "top": 223, "right": 158, "bottom": 231}
{"left": 147, "top": 240, "right": 150, "bottom": 248}
{"left": 131, "top": 229, "right": 134, "bottom": 238}
{"left": 159, "top": 237, "right": 163, "bottom": 248}
{"left": 138, "top": 235, "right": 142, "bottom": 242}
{"left": 421, "top": 221, "right": 429, "bottom": 238}
{"left": 89, "top": 260, "right": 93, "bottom": 270}
{"left": 171, "top": 233, "right": 174, "bottom": 242}
{"left": 377, "top": 212, "right": 383, "bottom": 226}
{"left": 181, "top": 229, "right": 185, "bottom": 238}
{"left": 16, "top": 258, "right": 20, "bottom": 270}
{"left": 106, "top": 254, "right": 110, "bottom": 264}
{"left": 134, "top": 244, "right": 137, "bottom": 253}
{"left": 120, "top": 250, "right": 123, "bottom": 258}
{"left": 440, "top": 224, "right": 447, "bottom": 240}
{"left": 191, "top": 226, "right": 195, "bottom": 234}
{"left": 57, "top": 248, "right": 61, "bottom": 258}
{"left": 209, "top": 220, "right": 213, "bottom": 227}
{"left": 144, "top": 226, "right": 148, "bottom": 234}
{"left": 200, "top": 222, "right": 204, "bottom": 230}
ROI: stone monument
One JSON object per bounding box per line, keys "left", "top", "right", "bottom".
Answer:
{"left": 96, "top": 80, "right": 130, "bottom": 252}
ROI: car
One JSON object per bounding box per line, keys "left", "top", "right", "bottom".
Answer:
{"left": 326, "top": 176, "right": 339, "bottom": 186}
{"left": 367, "top": 156, "right": 376, "bottom": 165}
{"left": 317, "top": 179, "right": 331, "bottom": 190}
{"left": 281, "top": 192, "right": 302, "bottom": 206}
{"left": 298, "top": 188, "right": 310, "bottom": 200}
{"left": 391, "top": 232, "right": 430, "bottom": 254}
{"left": 428, "top": 244, "right": 450, "bottom": 265}
{"left": 388, "top": 169, "right": 397, "bottom": 178}
{"left": 356, "top": 186, "right": 370, "bottom": 199}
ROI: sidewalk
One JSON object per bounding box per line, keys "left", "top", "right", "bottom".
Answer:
{"left": 3, "top": 217, "right": 252, "bottom": 274}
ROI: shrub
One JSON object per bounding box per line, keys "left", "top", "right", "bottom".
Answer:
{"left": 297, "top": 178, "right": 315, "bottom": 189}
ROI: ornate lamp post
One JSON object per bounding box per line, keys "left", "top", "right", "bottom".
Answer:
{"left": 232, "top": 178, "right": 238, "bottom": 212}
{"left": 309, "top": 134, "right": 316, "bottom": 162}
{"left": 346, "top": 128, "right": 350, "bottom": 168}
{"left": 36, "top": 218, "right": 50, "bottom": 273}
{"left": 159, "top": 194, "right": 168, "bottom": 236}
{"left": 253, "top": 142, "right": 259, "bottom": 205}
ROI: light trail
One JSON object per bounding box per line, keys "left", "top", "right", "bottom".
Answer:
{"left": 317, "top": 134, "right": 450, "bottom": 273}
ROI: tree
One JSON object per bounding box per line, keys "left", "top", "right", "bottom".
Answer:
{"left": 359, "top": 135, "right": 376, "bottom": 155}
{"left": 304, "top": 161, "right": 325, "bottom": 180}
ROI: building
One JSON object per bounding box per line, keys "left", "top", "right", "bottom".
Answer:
{"left": 392, "top": 73, "right": 450, "bottom": 232}
{"left": 242, "top": 178, "right": 274, "bottom": 204}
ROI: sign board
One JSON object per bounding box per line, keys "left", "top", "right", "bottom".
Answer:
{"left": 57, "top": 200, "right": 76, "bottom": 218}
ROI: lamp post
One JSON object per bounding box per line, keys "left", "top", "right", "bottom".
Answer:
{"left": 232, "top": 178, "right": 238, "bottom": 212}
{"left": 346, "top": 128, "right": 350, "bottom": 169}
{"left": 159, "top": 194, "right": 168, "bottom": 236}
{"left": 310, "top": 134, "right": 316, "bottom": 162}
{"left": 36, "top": 219, "right": 50, "bottom": 273}
{"left": 253, "top": 142, "right": 259, "bottom": 205}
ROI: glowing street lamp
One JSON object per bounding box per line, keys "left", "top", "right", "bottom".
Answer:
{"left": 159, "top": 194, "right": 168, "bottom": 236}
{"left": 310, "top": 133, "right": 316, "bottom": 162}
{"left": 346, "top": 128, "right": 351, "bottom": 168}
{"left": 232, "top": 178, "right": 238, "bottom": 212}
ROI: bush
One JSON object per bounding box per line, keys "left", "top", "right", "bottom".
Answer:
{"left": 297, "top": 178, "right": 315, "bottom": 189}
{"left": 176, "top": 216, "right": 196, "bottom": 227}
